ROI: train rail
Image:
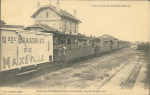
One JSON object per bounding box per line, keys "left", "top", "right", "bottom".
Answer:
{"left": 121, "top": 55, "right": 142, "bottom": 89}
{"left": 97, "top": 55, "right": 135, "bottom": 89}
{"left": 96, "top": 50, "right": 141, "bottom": 90}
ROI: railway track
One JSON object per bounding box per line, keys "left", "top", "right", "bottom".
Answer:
{"left": 96, "top": 50, "right": 141, "bottom": 90}
{"left": 121, "top": 64, "right": 142, "bottom": 89}
{"left": 121, "top": 55, "right": 142, "bottom": 89}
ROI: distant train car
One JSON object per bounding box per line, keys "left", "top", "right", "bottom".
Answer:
{"left": 123, "top": 41, "right": 130, "bottom": 47}
{"left": 99, "top": 38, "right": 110, "bottom": 53}
{"left": 99, "top": 35, "right": 120, "bottom": 53}
{"left": 111, "top": 39, "right": 119, "bottom": 50}
{"left": 0, "top": 29, "right": 53, "bottom": 76}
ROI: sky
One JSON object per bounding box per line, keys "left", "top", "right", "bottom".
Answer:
{"left": 1, "top": 0, "right": 149, "bottom": 42}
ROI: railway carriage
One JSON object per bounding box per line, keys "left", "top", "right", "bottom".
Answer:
{"left": 112, "top": 40, "right": 119, "bottom": 50}
{"left": 99, "top": 34, "right": 120, "bottom": 53}
{"left": 65, "top": 34, "right": 95, "bottom": 61}
{"left": 99, "top": 39, "right": 111, "bottom": 53}
{"left": 48, "top": 32, "right": 97, "bottom": 63}
{"left": 0, "top": 28, "right": 53, "bottom": 76}
{"left": 126, "top": 41, "right": 130, "bottom": 47}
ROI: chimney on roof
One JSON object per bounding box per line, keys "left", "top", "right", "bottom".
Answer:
{"left": 56, "top": 0, "right": 60, "bottom": 12}
{"left": 74, "top": 9, "right": 77, "bottom": 18}
{"left": 37, "top": 2, "right": 41, "bottom": 9}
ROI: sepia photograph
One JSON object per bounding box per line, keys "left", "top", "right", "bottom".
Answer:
{"left": 0, "top": 0, "right": 149, "bottom": 95}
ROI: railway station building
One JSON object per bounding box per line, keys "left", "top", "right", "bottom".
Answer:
{"left": 24, "top": 1, "right": 81, "bottom": 35}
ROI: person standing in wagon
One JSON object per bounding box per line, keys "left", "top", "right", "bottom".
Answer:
{"left": 62, "top": 44, "right": 66, "bottom": 58}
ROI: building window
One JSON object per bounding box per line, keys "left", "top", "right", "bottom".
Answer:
{"left": 70, "top": 23, "right": 72, "bottom": 32}
{"left": 65, "top": 21, "right": 67, "bottom": 31}
{"left": 74, "top": 24, "right": 76, "bottom": 33}
{"left": 49, "top": 55, "right": 52, "bottom": 61}
{"left": 48, "top": 41, "right": 50, "bottom": 51}
{"left": 46, "top": 12, "right": 49, "bottom": 18}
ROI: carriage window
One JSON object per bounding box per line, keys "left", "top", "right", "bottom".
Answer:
{"left": 103, "top": 41, "right": 109, "bottom": 45}
{"left": 67, "top": 38, "right": 71, "bottom": 45}
{"left": 78, "top": 39, "right": 85, "bottom": 47}
{"left": 74, "top": 24, "right": 76, "bottom": 33}
{"left": 75, "top": 39, "right": 78, "bottom": 47}
{"left": 89, "top": 40, "right": 94, "bottom": 46}
{"left": 85, "top": 40, "right": 89, "bottom": 47}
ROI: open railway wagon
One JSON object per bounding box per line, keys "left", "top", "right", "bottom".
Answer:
{"left": 0, "top": 29, "right": 53, "bottom": 77}
{"left": 122, "top": 41, "right": 126, "bottom": 48}
{"left": 51, "top": 32, "right": 98, "bottom": 63}
{"left": 118, "top": 40, "right": 123, "bottom": 49}
{"left": 111, "top": 39, "right": 119, "bottom": 50}
{"left": 99, "top": 37, "right": 110, "bottom": 53}
{"left": 126, "top": 41, "right": 131, "bottom": 47}
{"left": 119, "top": 40, "right": 131, "bottom": 48}
{"left": 99, "top": 34, "right": 120, "bottom": 53}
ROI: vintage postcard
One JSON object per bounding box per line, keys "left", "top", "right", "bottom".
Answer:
{"left": 0, "top": 0, "right": 149, "bottom": 95}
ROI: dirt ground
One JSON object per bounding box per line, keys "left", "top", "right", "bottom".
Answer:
{"left": 7, "top": 48, "right": 134, "bottom": 89}
{"left": 141, "top": 50, "right": 149, "bottom": 89}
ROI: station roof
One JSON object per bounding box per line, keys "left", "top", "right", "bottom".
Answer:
{"left": 24, "top": 24, "right": 61, "bottom": 33}
{"left": 24, "top": 24, "right": 97, "bottom": 40}
{"left": 42, "top": 30, "right": 95, "bottom": 39}
{"left": 31, "top": 5, "right": 81, "bottom": 22}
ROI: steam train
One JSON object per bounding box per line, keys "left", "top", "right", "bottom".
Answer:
{"left": 0, "top": 28, "right": 131, "bottom": 77}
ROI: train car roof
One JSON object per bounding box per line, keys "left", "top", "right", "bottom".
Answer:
{"left": 99, "top": 34, "right": 119, "bottom": 41}
{"left": 41, "top": 30, "right": 98, "bottom": 40}
{"left": 24, "top": 24, "right": 59, "bottom": 32}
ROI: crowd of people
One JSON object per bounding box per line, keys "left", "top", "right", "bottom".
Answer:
{"left": 53, "top": 44, "right": 66, "bottom": 60}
